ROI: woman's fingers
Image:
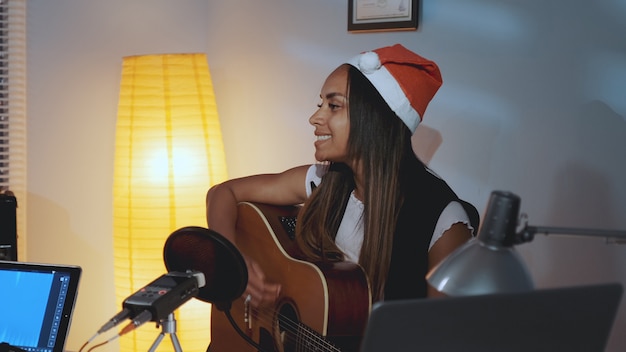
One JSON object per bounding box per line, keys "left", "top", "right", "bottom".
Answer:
{"left": 242, "top": 259, "right": 281, "bottom": 308}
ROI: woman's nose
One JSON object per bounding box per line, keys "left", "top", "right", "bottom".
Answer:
{"left": 309, "top": 108, "right": 324, "bottom": 126}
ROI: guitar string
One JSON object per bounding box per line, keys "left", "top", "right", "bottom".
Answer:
{"left": 252, "top": 306, "right": 340, "bottom": 352}
{"left": 259, "top": 308, "right": 340, "bottom": 352}
{"left": 250, "top": 305, "right": 342, "bottom": 352}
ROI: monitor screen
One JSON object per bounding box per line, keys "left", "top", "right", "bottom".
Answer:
{"left": 0, "top": 261, "right": 81, "bottom": 352}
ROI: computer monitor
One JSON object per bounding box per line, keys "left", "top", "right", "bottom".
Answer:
{"left": 0, "top": 261, "right": 81, "bottom": 352}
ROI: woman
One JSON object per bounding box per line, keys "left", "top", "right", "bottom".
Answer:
{"left": 206, "top": 44, "right": 479, "bottom": 308}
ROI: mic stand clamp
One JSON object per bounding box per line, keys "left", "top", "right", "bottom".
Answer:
{"left": 148, "top": 313, "right": 183, "bottom": 352}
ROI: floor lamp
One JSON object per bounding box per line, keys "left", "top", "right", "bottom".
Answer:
{"left": 113, "top": 53, "right": 228, "bottom": 351}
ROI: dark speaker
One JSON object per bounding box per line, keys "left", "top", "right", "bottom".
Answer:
{"left": 0, "top": 192, "right": 17, "bottom": 261}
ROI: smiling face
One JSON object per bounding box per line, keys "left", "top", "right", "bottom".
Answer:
{"left": 309, "top": 65, "right": 350, "bottom": 163}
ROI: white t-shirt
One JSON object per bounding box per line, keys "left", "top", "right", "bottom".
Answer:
{"left": 305, "top": 164, "right": 473, "bottom": 263}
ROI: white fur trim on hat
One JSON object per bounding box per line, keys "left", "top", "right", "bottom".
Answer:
{"left": 347, "top": 51, "right": 421, "bottom": 133}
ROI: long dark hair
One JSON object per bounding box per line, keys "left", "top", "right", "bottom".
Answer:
{"left": 296, "top": 64, "right": 416, "bottom": 301}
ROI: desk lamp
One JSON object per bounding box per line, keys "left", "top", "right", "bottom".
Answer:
{"left": 427, "top": 190, "right": 626, "bottom": 296}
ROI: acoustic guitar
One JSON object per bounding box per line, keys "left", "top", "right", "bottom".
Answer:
{"left": 209, "top": 202, "right": 371, "bottom": 352}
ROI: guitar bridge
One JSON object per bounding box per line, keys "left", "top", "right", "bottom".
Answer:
{"left": 279, "top": 216, "right": 297, "bottom": 240}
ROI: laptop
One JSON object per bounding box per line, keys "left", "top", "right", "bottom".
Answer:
{"left": 0, "top": 261, "right": 81, "bottom": 352}
{"left": 360, "top": 283, "right": 623, "bottom": 352}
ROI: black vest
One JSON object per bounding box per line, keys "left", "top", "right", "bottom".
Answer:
{"left": 383, "top": 160, "right": 479, "bottom": 300}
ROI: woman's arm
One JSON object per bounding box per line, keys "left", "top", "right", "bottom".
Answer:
{"left": 205, "top": 164, "right": 311, "bottom": 306}
{"left": 206, "top": 165, "right": 310, "bottom": 240}
{"left": 426, "top": 222, "right": 473, "bottom": 297}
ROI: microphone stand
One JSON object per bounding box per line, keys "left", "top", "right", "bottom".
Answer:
{"left": 148, "top": 313, "right": 183, "bottom": 352}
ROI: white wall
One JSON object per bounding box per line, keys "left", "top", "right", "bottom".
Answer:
{"left": 26, "top": 0, "right": 626, "bottom": 351}
{"left": 26, "top": 1, "right": 211, "bottom": 350}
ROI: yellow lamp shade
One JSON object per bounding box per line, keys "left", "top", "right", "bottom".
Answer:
{"left": 113, "top": 53, "right": 227, "bottom": 351}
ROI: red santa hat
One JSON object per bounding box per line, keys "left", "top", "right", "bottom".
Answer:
{"left": 347, "top": 44, "right": 443, "bottom": 133}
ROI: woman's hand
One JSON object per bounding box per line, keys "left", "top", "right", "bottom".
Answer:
{"left": 242, "top": 256, "right": 281, "bottom": 308}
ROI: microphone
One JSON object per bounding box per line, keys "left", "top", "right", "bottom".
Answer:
{"left": 96, "top": 270, "right": 205, "bottom": 334}
{"left": 87, "top": 227, "right": 245, "bottom": 351}
{"left": 96, "top": 226, "right": 246, "bottom": 338}
{"left": 122, "top": 270, "right": 206, "bottom": 323}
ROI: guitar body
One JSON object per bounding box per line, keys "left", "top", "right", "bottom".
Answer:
{"left": 210, "top": 202, "right": 371, "bottom": 352}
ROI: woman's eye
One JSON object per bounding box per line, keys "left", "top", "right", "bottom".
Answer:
{"left": 316, "top": 101, "right": 341, "bottom": 110}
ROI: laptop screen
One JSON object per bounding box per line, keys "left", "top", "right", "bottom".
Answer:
{"left": 360, "top": 283, "right": 623, "bottom": 352}
{"left": 0, "top": 261, "right": 81, "bottom": 352}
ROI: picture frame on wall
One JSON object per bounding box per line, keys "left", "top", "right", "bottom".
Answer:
{"left": 348, "top": 0, "right": 419, "bottom": 32}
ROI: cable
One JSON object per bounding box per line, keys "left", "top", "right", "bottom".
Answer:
{"left": 119, "top": 310, "right": 153, "bottom": 336}
{"left": 97, "top": 308, "right": 131, "bottom": 334}
{"left": 223, "top": 308, "right": 268, "bottom": 352}
{"left": 79, "top": 310, "right": 152, "bottom": 352}
{"left": 79, "top": 308, "right": 132, "bottom": 351}
{"left": 85, "top": 332, "right": 122, "bottom": 352}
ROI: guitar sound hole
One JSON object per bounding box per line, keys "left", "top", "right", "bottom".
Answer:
{"left": 277, "top": 302, "right": 300, "bottom": 351}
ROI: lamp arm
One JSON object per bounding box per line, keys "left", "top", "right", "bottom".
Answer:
{"left": 516, "top": 224, "right": 626, "bottom": 244}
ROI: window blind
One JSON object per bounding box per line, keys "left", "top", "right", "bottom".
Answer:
{"left": 0, "top": 0, "right": 26, "bottom": 260}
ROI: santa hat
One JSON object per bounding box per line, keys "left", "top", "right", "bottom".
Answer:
{"left": 347, "top": 44, "right": 442, "bottom": 133}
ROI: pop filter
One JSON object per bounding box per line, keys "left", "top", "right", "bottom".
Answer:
{"left": 163, "top": 226, "right": 247, "bottom": 307}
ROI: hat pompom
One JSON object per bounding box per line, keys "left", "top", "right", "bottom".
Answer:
{"left": 358, "top": 51, "right": 381, "bottom": 74}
